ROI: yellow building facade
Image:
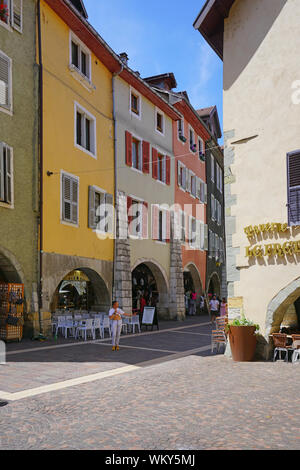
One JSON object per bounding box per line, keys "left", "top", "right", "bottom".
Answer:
{"left": 39, "top": 0, "right": 115, "bottom": 318}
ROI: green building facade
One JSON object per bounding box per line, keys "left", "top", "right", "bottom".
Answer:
{"left": 0, "top": 0, "right": 39, "bottom": 328}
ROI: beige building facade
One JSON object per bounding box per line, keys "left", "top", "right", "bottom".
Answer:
{"left": 195, "top": 0, "right": 300, "bottom": 357}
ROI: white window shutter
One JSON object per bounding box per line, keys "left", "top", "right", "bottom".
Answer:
{"left": 105, "top": 193, "right": 114, "bottom": 234}
{"left": 71, "top": 179, "right": 78, "bottom": 224}
{"left": 0, "top": 143, "right": 4, "bottom": 201}
{"left": 88, "top": 186, "right": 96, "bottom": 229}
{"left": 12, "top": 0, "right": 22, "bottom": 33}
{"left": 5, "top": 145, "right": 12, "bottom": 204}
{"left": 0, "top": 53, "right": 10, "bottom": 109}
{"left": 186, "top": 168, "right": 191, "bottom": 193}
{"left": 62, "top": 175, "right": 71, "bottom": 222}
{"left": 182, "top": 164, "right": 186, "bottom": 190}
{"left": 204, "top": 224, "right": 208, "bottom": 251}
{"left": 195, "top": 220, "right": 201, "bottom": 250}
{"left": 177, "top": 161, "right": 181, "bottom": 187}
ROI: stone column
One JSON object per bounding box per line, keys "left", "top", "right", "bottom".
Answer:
{"left": 169, "top": 213, "right": 185, "bottom": 320}
{"left": 113, "top": 191, "right": 132, "bottom": 311}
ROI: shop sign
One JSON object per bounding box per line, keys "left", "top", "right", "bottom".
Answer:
{"left": 244, "top": 222, "right": 300, "bottom": 258}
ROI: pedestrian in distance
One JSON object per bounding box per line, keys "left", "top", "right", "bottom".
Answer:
{"left": 199, "top": 294, "right": 205, "bottom": 314}
{"left": 220, "top": 297, "right": 228, "bottom": 317}
{"left": 108, "top": 301, "right": 134, "bottom": 351}
{"left": 189, "top": 290, "right": 197, "bottom": 316}
{"left": 209, "top": 294, "right": 220, "bottom": 325}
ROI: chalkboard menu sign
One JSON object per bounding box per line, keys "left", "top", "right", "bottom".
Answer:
{"left": 141, "top": 307, "right": 159, "bottom": 330}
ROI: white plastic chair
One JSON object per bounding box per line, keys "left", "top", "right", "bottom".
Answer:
{"left": 63, "top": 319, "right": 76, "bottom": 339}
{"left": 131, "top": 315, "right": 140, "bottom": 334}
{"left": 101, "top": 316, "right": 111, "bottom": 337}
{"left": 55, "top": 316, "right": 67, "bottom": 336}
{"left": 75, "top": 319, "right": 95, "bottom": 341}
{"left": 92, "top": 318, "right": 104, "bottom": 339}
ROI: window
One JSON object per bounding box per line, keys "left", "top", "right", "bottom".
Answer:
{"left": 198, "top": 178, "right": 207, "bottom": 204}
{"left": 131, "top": 92, "right": 139, "bottom": 115}
{"left": 189, "top": 217, "right": 197, "bottom": 248}
{"left": 132, "top": 138, "right": 142, "bottom": 171}
{"left": 211, "top": 154, "right": 215, "bottom": 182}
{"left": 0, "top": 50, "right": 12, "bottom": 112}
{"left": 130, "top": 88, "right": 141, "bottom": 118}
{"left": 0, "top": 0, "right": 22, "bottom": 32}
{"left": 70, "top": 35, "right": 91, "bottom": 80}
{"left": 61, "top": 172, "right": 79, "bottom": 225}
{"left": 0, "top": 142, "right": 13, "bottom": 205}
{"left": 157, "top": 154, "right": 166, "bottom": 183}
{"left": 156, "top": 111, "right": 164, "bottom": 134}
{"left": 88, "top": 186, "right": 113, "bottom": 233}
{"left": 191, "top": 174, "right": 196, "bottom": 197}
{"left": 177, "top": 161, "right": 186, "bottom": 190}
{"left": 152, "top": 205, "right": 169, "bottom": 242}
{"left": 189, "top": 128, "right": 196, "bottom": 152}
{"left": 131, "top": 200, "right": 143, "bottom": 238}
{"left": 75, "top": 103, "right": 96, "bottom": 157}
{"left": 177, "top": 119, "right": 185, "bottom": 141}
{"left": 211, "top": 194, "right": 215, "bottom": 221}
{"left": 198, "top": 138, "right": 205, "bottom": 160}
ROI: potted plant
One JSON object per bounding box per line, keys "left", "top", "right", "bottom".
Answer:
{"left": 0, "top": 4, "right": 8, "bottom": 22}
{"left": 179, "top": 134, "right": 187, "bottom": 143}
{"left": 226, "top": 315, "right": 260, "bottom": 362}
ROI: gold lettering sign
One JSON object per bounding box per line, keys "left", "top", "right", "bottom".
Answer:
{"left": 246, "top": 241, "right": 300, "bottom": 258}
{"left": 244, "top": 223, "right": 288, "bottom": 238}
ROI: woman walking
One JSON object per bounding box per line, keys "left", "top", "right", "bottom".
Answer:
{"left": 108, "top": 301, "right": 133, "bottom": 351}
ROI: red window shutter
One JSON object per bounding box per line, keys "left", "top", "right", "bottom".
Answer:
{"left": 152, "top": 204, "right": 159, "bottom": 240}
{"left": 166, "top": 155, "right": 171, "bottom": 185}
{"left": 142, "top": 202, "right": 148, "bottom": 239}
{"left": 142, "top": 141, "right": 150, "bottom": 174}
{"left": 125, "top": 131, "right": 132, "bottom": 167}
{"left": 127, "top": 196, "right": 133, "bottom": 235}
{"left": 166, "top": 210, "right": 171, "bottom": 242}
{"left": 152, "top": 148, "right": 158, "bottom": 180}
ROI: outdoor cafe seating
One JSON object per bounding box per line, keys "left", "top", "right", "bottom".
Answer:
{"left": 51, "top": 311, "right": 141, "bottom": 341}
{"left": 271, "top": 333, "right": 300, "bottom": 363}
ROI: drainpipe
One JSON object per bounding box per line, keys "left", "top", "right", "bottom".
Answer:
{"left": 112, "top": 63, "right": 124, "bottom": 301}
{"left": 37, "top": 0, "right": 43, "bottom": 334}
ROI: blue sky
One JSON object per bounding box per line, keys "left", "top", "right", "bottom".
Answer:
{"left": 84, "top": 0, "right": 223, "bottom": 141}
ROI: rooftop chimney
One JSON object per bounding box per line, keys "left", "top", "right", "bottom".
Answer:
{"left": 119, "top": 52, "right": 129, "bottom": 66}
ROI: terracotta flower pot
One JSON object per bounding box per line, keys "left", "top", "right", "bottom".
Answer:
{"left": 228, "top": 325, "right": 257, "bottom": 362}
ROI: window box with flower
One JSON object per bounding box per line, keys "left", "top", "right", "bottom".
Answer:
{"left": 0, "top": 3, "right": 9, "bottom": 23}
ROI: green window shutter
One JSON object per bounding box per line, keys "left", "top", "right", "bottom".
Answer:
{"left": 12, "top": 0, "right": 22, "bottom": 33}
{"left": 88, "top": 186, "right": 96, "bottom": 229}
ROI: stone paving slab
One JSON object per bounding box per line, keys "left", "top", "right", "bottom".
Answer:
{"left": 0, "top": 343, "right": 174, "bottom": 393}
{"left": 0, "top": 355, "right": 300, "bottom": 450}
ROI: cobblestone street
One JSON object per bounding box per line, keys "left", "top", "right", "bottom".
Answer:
{"left": 0, "top": 316, "right": 299, "bottom": 450}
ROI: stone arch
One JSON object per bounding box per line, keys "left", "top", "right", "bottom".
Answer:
{"left": 131, "top": 258, "right": 169, "bottom": 319}
{"left": 207, "top": 272, "right": 221, "bottom": 297}
{"left": 50, "top": 267, "right": 111, "bottom": 313}
{"left": 183, "top": 263, "right": 203, "bottom": 294}
{"left": 0, "top": 247, "right": 25, "bottom": 284}
{"left": 0, "top": 247, "right": 28, "bottom": 310}
{"left": 265, "top": 276, "right": 300, "bottom": 338}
